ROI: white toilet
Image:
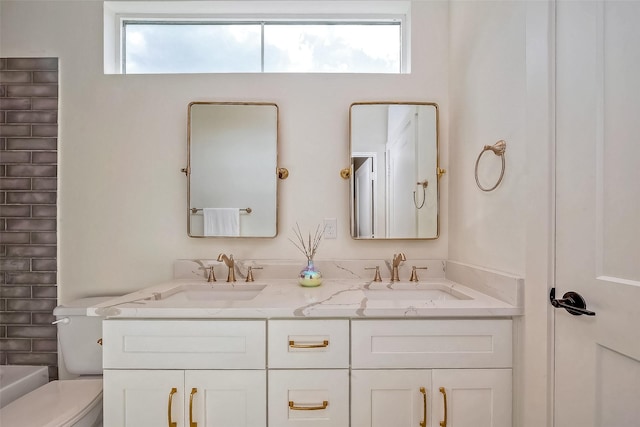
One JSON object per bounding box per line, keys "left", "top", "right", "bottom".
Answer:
{"left": 0, "top": 296, "right": 113, "bottom": 427}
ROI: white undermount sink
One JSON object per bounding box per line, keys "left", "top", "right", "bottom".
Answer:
{"left": 364, "top": 283, "right": 472, "bottom": 301}
{"left": 159, "top": 283, "right": 267, "bottom": 302}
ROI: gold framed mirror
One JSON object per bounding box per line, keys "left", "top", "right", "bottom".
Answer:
{"left": 349, "top": 102, "right": 441, "bottom": 239}
{"left": 186, "top": 102, "right": 279, "bottom": 238}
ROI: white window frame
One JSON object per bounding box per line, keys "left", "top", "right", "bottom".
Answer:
{"left": 103, "top": 1, "right": 411, "bottom": 74}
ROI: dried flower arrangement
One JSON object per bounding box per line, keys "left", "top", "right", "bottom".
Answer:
{"left": 288, "top": 223, "right": 325, "bottom": 261}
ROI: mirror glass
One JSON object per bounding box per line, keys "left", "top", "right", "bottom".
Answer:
{"left": 187, "top": 102, "right": 278, "bottom": 237}
{"left": 349, "top": 102, "right": 440, "bottom": 239}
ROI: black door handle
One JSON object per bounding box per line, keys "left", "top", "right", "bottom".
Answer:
{"left": 550, "top": 288, "right": 596, "bottom": 316}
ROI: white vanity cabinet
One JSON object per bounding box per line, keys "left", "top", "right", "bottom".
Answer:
{"left": 102, "top": 320, "right": 266, "bottom": 427}
{"left": 351, "top": 319, "right": 513, "bottom": 427}
{"left": 101, "top": 317, "right": 513, "bottom": 427}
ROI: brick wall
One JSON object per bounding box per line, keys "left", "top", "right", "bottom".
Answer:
{"left": 0, "top": 58, "right": 59, "bottom": 379}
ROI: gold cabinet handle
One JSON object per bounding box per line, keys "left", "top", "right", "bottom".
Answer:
{"left": 439, "top": 387, "right": 448, "bottom": 427}
{"left": 420, "top": 387, "right": 427, "bottom": 427}
{"left": 189, "top": 387, "right": 198, "bottom": 427}
{"left": 168, "top": 388, "right": 178, "bottom": 427}
{"left": 288, "top": 340, "right": 329, "bottom": 349}
{"left": 288, "top": 400, "right": 329, "bottom": 411}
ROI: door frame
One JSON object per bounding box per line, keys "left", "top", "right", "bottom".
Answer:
{"left": 518, "top": 1, "right": 557, "bottom": 427}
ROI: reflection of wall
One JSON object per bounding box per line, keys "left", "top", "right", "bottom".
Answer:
{"left": 0, "top": 0, "right": 449, "bottom": 299}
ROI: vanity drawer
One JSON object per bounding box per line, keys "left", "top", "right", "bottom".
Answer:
{"left": 351, "top": 319, "right": 512, "bottom": 369}
{"left": 268, "top": 369, "right": 349, "bottom": 427}
{"left": 103, "top": 319, "right": 265, "bottom": 369}
{"left": 267, "top": 319, "right": 349, "bottom": 368}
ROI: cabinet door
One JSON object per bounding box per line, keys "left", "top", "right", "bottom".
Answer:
{"left": 184, "top": 370, "right": 266, "bottom": 427}
{"left": 431, "top": 369, "right": 512, "bottom": 427}
{"left": 351, "top": 370, "right": 432, "bottom": 427}
{"left": 104, "top": 369, "right": 185, "bottom": 427}
{"left": 268, "top": 369, "right": 349, "bottom": 427}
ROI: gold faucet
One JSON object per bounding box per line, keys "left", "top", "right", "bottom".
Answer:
{"left": 217, "top": 253, "right": 236, "bottom": 282}
{"left": 391, "top": 253, "right": 406, "bottom": 282}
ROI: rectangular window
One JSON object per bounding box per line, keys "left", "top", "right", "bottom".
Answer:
{"left": 122, "top": 20, "right": 402, "bottom": 74}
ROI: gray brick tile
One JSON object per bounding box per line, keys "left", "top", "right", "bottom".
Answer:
{"left": 48, "top": 366, "right": 58, "bottom": 381}
{"left": 5, "top": 272, "right": 55, "bottom": 285}
{"left": 31, "top": 259, "right": 56, "bottom": 272}
{"left": 0, "top": 58, "right": 6, "bottom": 70}
{"left": 7, "top": 325, "right": 56, "bottom": 338}
{"left": 6, "top": 85, "right": 58, "bottom": 98}
{"left": 6, "top": 218, "right": 56, "bottom": 231}
{"left": 6, "top": 111, "right": 57, "bottom": 124}
{"left": 30, "top": 232, "right": 56, "bottom": 244}
{"left": 6, "top": 138, "right": 56, "bottom": 150}
{"left": 0, "top": 178, "right": 31, "bottom": 190}
{"left": 0, "top": 151, "right": 31, "bottom": 163}
{"left": 7, "top": 352, "right": 57, "bottom": 366}
{"left": 33, "top": 71, "right": 58, "bottom": 83}
{"left": 0, "top": 286, "right": 31, "bottom": 298}
{"left": 0, "top": 71, "right": 31, "bottom": 83}
{"left": 0, "top": 352, "right": 6, "bottom": 364}
{"left": 7, "top": 58, "right": 58, "bottom": 71}
{"left": 0, "top": 313, "right": 31, "bottom": 325}
{"left": 0, "top": 232, "right": 30, "bottom": 244}
{"left": 0, "top": 98, "right": 31, "bottom": 110}
{"left": 32, "top": 286, "right": 57, "bottom": 298}
{"left": 0, "top": 338, "right": 31, "bottom": 351}
{"left": 6, "top": 164, "right": 56, "bottom": 177}
{"left": 32, "top": 125, "right": 58, "bottom": 137}
{"left": 0, "top": 205, "right": 31, "bottom": 217}
{"left": 31, "top": 98, "right": 58, "bottom": 110}
{"left": 6, "top": 299, "right": 57, "bottom": 313}
{"left": 32, "top": 313, "right": 55, "bottom": 324}
{"left": 0, "top": 125, "right": 30, "bottom": 137}
{"left": 31, "top": 151, "right": 57, "bottom": 163}
{"left": 32, "top": 205, "right": 56, "bottom": 217}
{"left": 0, "top": 85, "right": 5, "bottom": 97}
{"left": 0, "top": 111, "right": 4, "bottom": 124}
{"left": 32, "top": 339, "right": 57, "bottom": 352}
{"left": 5, "top": 245, "right": 56, "bottom": 257}
{"left": 6, "top": 272, "right": 56, "bottom": 285}
{"left": 0, "top": 259, "right": 30, "bottom": 271}
{"left": 32, "top": 178, "right": 57, "bottom": 190}
{"left": 6, "top": 192, "right": 57, "bottom": 205}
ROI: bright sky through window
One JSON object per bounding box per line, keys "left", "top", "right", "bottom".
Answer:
{"left": 123, "top": 22, "right": 401, "bottom": 74}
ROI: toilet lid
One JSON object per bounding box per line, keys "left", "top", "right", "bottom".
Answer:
{"left": 0, "top": 379, "right": 102, "bottom": 427}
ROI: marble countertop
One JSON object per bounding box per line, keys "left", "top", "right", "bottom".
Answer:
{"left": 88, "top": 277, "right": 522, "bottom": 319}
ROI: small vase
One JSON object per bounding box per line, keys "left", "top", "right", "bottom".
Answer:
{"left": 298, "top": 259, "right": 322, "bottom": 287}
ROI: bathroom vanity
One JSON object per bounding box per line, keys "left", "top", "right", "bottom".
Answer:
{"left": 91, "top": 260, "right": 522, "bottom": 427}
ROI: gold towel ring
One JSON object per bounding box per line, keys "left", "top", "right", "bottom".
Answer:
{"left": 474, "top": 140, "right": 506, "bottom": 192}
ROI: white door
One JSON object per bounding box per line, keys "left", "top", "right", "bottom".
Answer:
{"left": 185, "top": 370, "right": 266, "bottom": 427}
{"left": 554, "top": 2, "right": 640, "bottom": 426}
{"left": 351, "top": 370, "right": 431, "bottom": 427}
{"left": 431, "top": 369, "right": 511, "bottom": 427}
{"left": 103, "top": 370, "right": 185, "bottom": 427}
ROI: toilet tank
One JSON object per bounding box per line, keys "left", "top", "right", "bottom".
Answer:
{"left": 53, "top": 296, "right": 115, "bottom": 375}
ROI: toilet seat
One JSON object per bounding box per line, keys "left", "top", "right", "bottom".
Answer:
{"left": 0, "top": 378, "right": 102, "bottom": 427}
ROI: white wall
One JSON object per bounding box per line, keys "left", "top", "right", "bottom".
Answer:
{"left": 448, "top": 2, "right": 553, "bottom": 427}
{"left": 0, "top": 0, "right": 450, "bottom": 301}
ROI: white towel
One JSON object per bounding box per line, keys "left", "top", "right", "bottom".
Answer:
{"left": 203, "top": 208, "right": 240, "bottom": 236}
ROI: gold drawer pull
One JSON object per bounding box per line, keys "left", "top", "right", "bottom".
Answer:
{"left": 289, "top": 340, "right": 329, "bottom": 348}
{"left": 420, "top": 387, "right": 427, "bottom": 427}
{"left": 439, "top": 387, "right": 448, "bottom": 427}
{"left": 289, "top": 400, "right": 329, "bottom": 411}
{"left": 167, "top": 387, "right": 178, "bottom": 427}
{"left": 189, "top": 387, "right": 198, "bottom": 427}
